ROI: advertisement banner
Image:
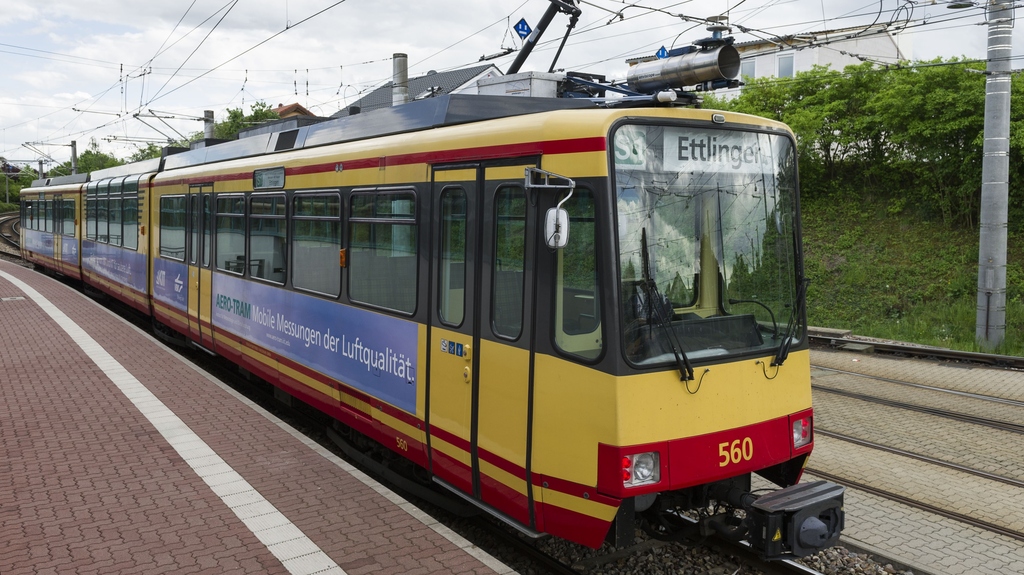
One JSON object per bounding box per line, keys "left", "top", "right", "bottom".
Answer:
{"left": 153, "top": 258, "right": 188, "bottom": 311}
{"left": 82, "top": 241, "right": 148, "bottom": 293}
{"left": 211, "top": 273, "right": 419, "bottom": 414}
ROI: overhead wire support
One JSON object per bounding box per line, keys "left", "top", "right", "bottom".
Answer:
{"left": 506, "top": 0, "right": 581, "bottom": 74}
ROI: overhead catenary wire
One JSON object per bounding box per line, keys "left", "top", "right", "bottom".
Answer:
{"left": 1, "top": 0, "right": 1018, "bottom": 163}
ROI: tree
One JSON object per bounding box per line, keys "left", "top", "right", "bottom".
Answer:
{"left": 713, "top": 58, "right": 1009, "bottom": 230}
{"left": 50, "top": 138, "right": 124, "bottom": 177}
{"left": 213, "top": 101, "right": 280, "bottom": 140}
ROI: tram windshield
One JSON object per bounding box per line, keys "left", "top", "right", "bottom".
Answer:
{"left": 613, "top": 123, "right": 802, "bottom": 367}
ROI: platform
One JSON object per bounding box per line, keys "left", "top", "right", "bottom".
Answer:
{"left": 0, "top": 261, "right": 515, "bottom": 575}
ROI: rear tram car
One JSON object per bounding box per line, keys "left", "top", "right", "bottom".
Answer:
{"left": 22, "top": 41, "right": 843, "bottom": 559}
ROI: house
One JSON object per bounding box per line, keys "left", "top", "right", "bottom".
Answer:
{"left": 331, "top": 64, "right": 502, "bottom": 118}
{"left": 273, "top": 102, "right": 317, "bottom": 119}
{"left": 718, "top": 23, "right": 910, "bottom": 98}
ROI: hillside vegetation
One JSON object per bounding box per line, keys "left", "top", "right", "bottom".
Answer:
{"left": 707, "top": 59, "right": 1024, "bottom": 355}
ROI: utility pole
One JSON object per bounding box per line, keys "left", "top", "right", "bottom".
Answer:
{"left": 70, "top": 140, "right": 78, "bottom": 175}
{"left": 975, "top": 0, "right": 1014, "bottom": 350}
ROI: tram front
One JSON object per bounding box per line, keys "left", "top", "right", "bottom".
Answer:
{"left": 601, "top": 117, "right": 845, "bottom": 559}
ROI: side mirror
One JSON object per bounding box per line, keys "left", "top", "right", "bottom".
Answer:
{"left": 544, "top": 207, "right": 569, "bottom": 249}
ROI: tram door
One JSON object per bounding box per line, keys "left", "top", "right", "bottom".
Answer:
{"left": 186, "top": 185, "right": 215, "bottom": 349}
{"left": 428, "top": 162, "right": 537, "bottom": 528}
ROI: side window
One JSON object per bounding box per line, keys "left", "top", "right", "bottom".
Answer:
{"left": 44, "top": 199, "right": 52, "bottom": 233}
{"left": 201, "top": 194, "right": 211, "bottom": 266}
{"left": 159, "top": 196, "right": 186, "bottom": 260}
{"left": 188, "top": 194, "right": 199, "bottom": 264}
{"left": 216, "top": 195, "right": 246, "bottom": 274}
{"left": 293, "top": 193, "right": 341, "bottom": 296}
{"left": 349, "top": 190, "right": 417, "bottom": 313}
{"left": 438, "top": 187, "right": 466, "bottom": 326}
{"left": 85, "top": 182, "right": 97, "bottom": 240}
{"left": 554, "top": 189, "right": 602, "bottom": 360}
{"left": 97, "top": 182, "right": 108, "bottom": 242}
{"left": 108, "top": 189, "right": 122, "bottom": 247}
{"left": 492, "top": 186, "right": 526, "bottom": 339}
{"left": 63, "top": 200, "right": 76, "bottom": 238}
{"left": 249, "top": 194, "right": 287, "bottom": 283}
{"left": 123, "top": 177, "right": 139, "bottom": 250}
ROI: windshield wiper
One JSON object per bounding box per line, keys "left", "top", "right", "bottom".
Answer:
{"left": 772, "top": 277, "right": 810, "bottom": 367}
{"left": 640, "top": 228, "right": 695, "bottom": 381}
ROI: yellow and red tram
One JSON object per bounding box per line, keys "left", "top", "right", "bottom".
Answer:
{"left": 23, "top": 90, "right": 843, "bottom": 558}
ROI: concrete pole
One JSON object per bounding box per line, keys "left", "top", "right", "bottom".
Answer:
{"left": 70, "top": 140, "right": 78, "bottom": 175}
{"left": 976, "top": 0, "right": 1013, "bottom": 350}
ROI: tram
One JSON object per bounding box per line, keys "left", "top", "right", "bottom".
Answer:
{"left": 21, "top": 26, "right": 843, "bottom": 559}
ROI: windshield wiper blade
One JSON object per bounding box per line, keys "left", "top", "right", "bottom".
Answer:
{"left": 640, "top": 228, "right": 695, "bottom": 381}
{"left": 772, "top": 277, "right": 810, "bottom": 367}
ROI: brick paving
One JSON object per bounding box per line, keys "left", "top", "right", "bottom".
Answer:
{"left": 0, "top": 261, "right": 513, "bottom": 575}
{"left": 808, "top": 348, "right": 1024, "bottom": 575}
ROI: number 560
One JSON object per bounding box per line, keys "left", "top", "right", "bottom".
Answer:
{"left": 718, "top": 437, "right": 754, "bottom": 467}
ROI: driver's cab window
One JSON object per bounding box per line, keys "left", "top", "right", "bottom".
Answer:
{"left": 554, "top": 189, "right": 602, "bottom": 360}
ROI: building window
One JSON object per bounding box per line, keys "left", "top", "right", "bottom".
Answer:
{"left": 740, "top": 59, "right": 755, "bottom": 79}
{"left": 778, "top": 54, "right": 794, "bottom": 79}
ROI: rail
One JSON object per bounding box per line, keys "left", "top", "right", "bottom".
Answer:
{"left": 809, "top": 334, "right": 1024, "bottom": 370}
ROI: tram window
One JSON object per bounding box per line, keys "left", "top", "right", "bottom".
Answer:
{"left": 123, "top": 195, "right": 138, "bottom": 250}
{"left": 109, "top": 196, "right": 122, "bottom": 247}
{"left": 202, "top": 194, "right": 211, "bottom": 266}
{"left": 438, "top": 188, "right": 466, "bottom": 326}
{"left": 492, "top": 186, "right": 526, "bottom": 339}
{"left": 216, "top": 195, "right": 246, "bottom": 274}
{"left": 62, "top": 200, "right": 75, "bottom": 238}
{"left": 44, "top": 200, "right": 52, "bottom": 233}
{"left": 85, "top": 198, "right": 96, "bottom": 240}
{"left": 188, "top": 195, "right": 200, "bottom": 264}
{"left": 159, "top": 196, "right": 186, "bottom": 260}
{"left": 349, "top": 190, "right": 417, "bottom": 313}
{"left": 249, "top": 194, "right": 287, "bottom": 283}
{"left": 97, "top": 197, "right": 108, "bottom": 243}
{"left": 554, "top": 189, "right": 602, "bottom": 360}
{"left": 293, "top": 193, "right": 341, "bottom": 296}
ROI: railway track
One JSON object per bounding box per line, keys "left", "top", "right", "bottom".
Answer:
{"left": 809, "top": 334, "right": 1024, "bottom": 369}
{"left": 806, "top": 465, "right": 1024, "bottom": 545}
{"left": 809, "top": 342, "right": 1024, "bottom": 565}
{"left": 0, "top": 212, "right": 19, "bottom": 250}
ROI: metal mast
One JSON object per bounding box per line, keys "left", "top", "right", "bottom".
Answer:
{"left": 976, "top": 0, "right": 1014, "bottom": 350}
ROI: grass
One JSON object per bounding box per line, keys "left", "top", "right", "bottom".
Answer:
{"left": 801, "top": 193, "right": 1024, "bottom": 357}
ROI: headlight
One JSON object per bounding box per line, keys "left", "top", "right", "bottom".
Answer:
{"left": 622, "top": 452, "right": 660, "bottom": 487}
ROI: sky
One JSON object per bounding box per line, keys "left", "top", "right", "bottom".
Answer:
{"left": 0, "top": 0, "right": 1011, "bottom": 170}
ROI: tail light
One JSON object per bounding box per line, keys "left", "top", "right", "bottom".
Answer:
{"left": 622, "top": 452, "right": 660, "bottom": 487}
{"left": 792, "top": 416, "right": 812, "bottom": 449}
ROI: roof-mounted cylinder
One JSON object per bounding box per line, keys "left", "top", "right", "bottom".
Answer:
{"left": 626, "top": 44, "right": 740, "bottom": 93}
